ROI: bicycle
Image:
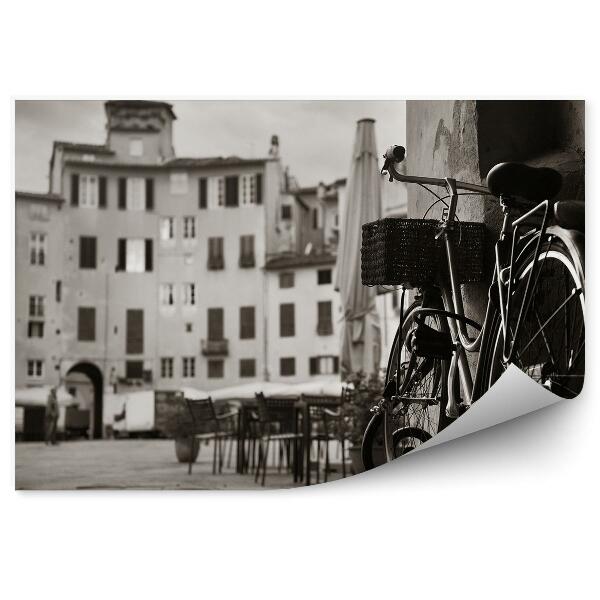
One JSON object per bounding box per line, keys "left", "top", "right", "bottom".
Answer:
{"left": 361, "top": 145, "right": 585, "bottom": 469}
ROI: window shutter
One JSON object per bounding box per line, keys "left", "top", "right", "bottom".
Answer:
{"left": 255, "top": 173, "right": 262, "bottom": 204}
{"left": 118, "top": 178, "right": 127, "bottom": 209}
{"left": 145, "top": 239, "right": 153, "bottom": 272}
{"left": 145, "top": 179, "right": 154, "bottom": 211}
{"left": 225, "top": 176, "right": 239, "bottom": 207}
{"left": 309, "top": 357, "right": 318, "bottom": 376}
{"left": 71, "top": 174, "right": 79, "bottom": 206}
{"left": 79, "top": 237, "right": 97, "bottom": 269}
{"left": 317, "top": 301, "right": 332, "bottom": 335}
{"left": 126, "top": 309, "right": 144, "bottom": 354}
{"left": 98, "top": 176, "right": 107, "bottom": 208}
{"left": 77, "top": 307, "right": 96, "bottom": 341}
{"left": 199, "top": 178, "right": 207, "bottom": 209}
{"left": 117, "top": 239, "right": 126, "bottom": 271}
{"left": 208, "top": 308, "right": 224, "bottom": 341}
{"left": 280, "top": 303, "right": 295, "bottom": 337}
{"left": 240, "top": 306, "right": 255, "bottom": 339}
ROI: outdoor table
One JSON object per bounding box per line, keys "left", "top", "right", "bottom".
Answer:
{"left": 295, "top": 395, "right": 342, "bottom": 486}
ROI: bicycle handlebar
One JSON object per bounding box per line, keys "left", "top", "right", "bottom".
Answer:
{"left": 382, "top": 145, "right": 490, "bottom": 195}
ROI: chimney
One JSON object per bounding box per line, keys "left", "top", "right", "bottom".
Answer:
{"left": 269, "top": 134, "right": 280, "bottom": 158}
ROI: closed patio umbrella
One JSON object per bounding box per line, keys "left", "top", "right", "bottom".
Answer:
{"left": 335, "top": 118, "right": 382, "bottom": 376}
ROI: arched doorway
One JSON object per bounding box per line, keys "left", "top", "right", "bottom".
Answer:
{"left": 66, "top": 362, "right": 103, "bottom": 439}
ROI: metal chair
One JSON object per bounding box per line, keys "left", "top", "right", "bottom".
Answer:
{"left": 301, "top": 394, "right": 346, "bottom": 483}
{"left": 185, "top": 397, "right": 237, "bottom": 476}
{"left": 254, "top": 393, "right": 302, "bottom": 487}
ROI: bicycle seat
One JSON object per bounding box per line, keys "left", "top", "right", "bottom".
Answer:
{"left": 554, "top": 200, "right": 584, "bottom": 232}
{"left": 486, "top": 162, "right": 562, "bottom": 202}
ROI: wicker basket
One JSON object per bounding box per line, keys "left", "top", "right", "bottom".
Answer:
{"left": 361, "top": 218, "right": 486, "bottom": 287}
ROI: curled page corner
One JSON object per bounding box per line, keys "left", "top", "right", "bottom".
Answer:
{"left": 413, "top": 365, "right": 564, "bottom": 454}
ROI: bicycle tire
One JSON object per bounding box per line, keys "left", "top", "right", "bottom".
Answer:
{"left": 478, "top": 232, "right": 585, "bottom": 398}
{"left": 361, "top": 298, "right": 449, "bottom": 471}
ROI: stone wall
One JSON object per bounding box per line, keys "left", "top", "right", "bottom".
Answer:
{"left": 406, "top": 100, "right": 584, "bottom": 325}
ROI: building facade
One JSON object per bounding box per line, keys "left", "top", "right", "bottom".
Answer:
{"left": 15, "top": 101, "right": 346, "bottom": 436}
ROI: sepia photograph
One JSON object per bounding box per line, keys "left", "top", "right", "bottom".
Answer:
{"left": 14, "top": 99, "right": 585, "bottom": 490}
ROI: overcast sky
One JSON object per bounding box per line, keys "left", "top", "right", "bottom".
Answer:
{"left": 15, "top": 100, "right": 406, "bottom": 192}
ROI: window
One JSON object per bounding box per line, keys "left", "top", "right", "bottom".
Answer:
{"left": 29, "top": 295, "right": 44, "bottom": 317}
{"left": 240, "top": 306, "right": 255, "bottom": 339}
{"left": 160, "top": 217, "right": 175, "bottom": 242}
{"left": 280, "top": 357, "right": 296, "bottom": 376}
{"left": 183, "top": 216, "right": 196, "bottom": 240}
{"left": 79, "top": 236, "right": 97, "bottom": 269}
{"left": 207, "top": 176, "right": 225, "bottom": 209}
{"left": 198, "top": 177, "right": 208, "bottom": 209}
{"left": 29, "top": 233, "right": 46, "bottom": 266}
{"left": 170, "top": 172, "right": 189, "bottom": 195}
{"left": 55, "top": 281, "right": 62, "bottom": 302}
{"left": 281, "top": 205, "right": 292, "bottom": 220}
{"left": 279, "top": 272, "right": 295, "bottom": 289}
{"left": 126, "top": 360, "right": 144, "bottom": 379}
{"left": 27, "top": 359, "right": 44, "bottom": 379}
{"left": 208, "top": 237, "right": 224, "bottom": 270}
{"left": 317, "top": 269, "right": 332, "bottom": 285}
{"left": 77, "top": 307, "right": 96, "bottom": 341}
{"left": 309, "top": 356, "right": 339, "bottom": 376}
{"left": 182, "top": 283, "right": 196, "bottom": 306}
{"left": 126, "top": 309, "right": 144, "bottom": 354}
{"left": 28, "top": 295, "right": 44, "bottom": 339}
{"left": 208, "top": 359, "right": 224, "bottom": 378}
{"left": 392, "top": 290, "right": 399, "bottom": 309}
{"left": 129, "top": 139, "right": 143, "bottom": 157}
{"left": 29, "top": 203, "right": 49, "bottom": 221}
{"left": 118, "top": 178, "right": 152, "bottom": 210}
{"left": 126, "top": 178, "right": 145, "bottom": 211}
{"left": 240, "top": 174, "right": 258, "bottom": 206}
{"left": 79, "top": 174, "right": 99, "bottom": 208}
{"left": 182, "top": 357, "right": 196, "bottom": 378}
{"left": 28, "top": 321, "right": 44, "bottom": 338}
{"left": 239, "top": 235, "right": 255, "bottom": 268}
{"left": 280, "top": 303, "right": 295, "bottom": 337}
{"left": 312, "top": 207, "right": 319, "bottom": 229}
{"left": 117, "top": 238, "right": 152, "bottom": 272}
{"left": 185, "top": 322, "right": 193, "bottom": 333}
{"left": 225, "top": 176, "right": 239, "bottom": 207}
{"left": 317, "top": 301, "right": 333, "bottom": 335}
{"left": 240, "top": 359, "right": 256, "bottom": 378}
{"left": 126, "top": 239, "right": 145, "bottom": 273}
{"left": 208, "top": 308, "right": 224, "bottom": 341}
{"left": 161, "top": 357, "right": 174, "bottom": 379}
{"left": 160, "top": 283, "right": 175, "bottom": 306}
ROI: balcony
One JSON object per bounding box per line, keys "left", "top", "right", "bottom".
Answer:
{"left": 201, "top": 339, "right": 229, "bottom": 356}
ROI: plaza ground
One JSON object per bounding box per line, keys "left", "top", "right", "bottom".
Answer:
{"left": 15, "top": 439, "right": 344, "bottom": 490}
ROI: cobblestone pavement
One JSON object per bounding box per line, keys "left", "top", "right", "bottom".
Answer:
{"left": 15, "top": 439, "right": 344, "bottom": 490}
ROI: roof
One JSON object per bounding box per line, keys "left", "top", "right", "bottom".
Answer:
{"left": 265, "top": 253, "right": 336, "bottom": 270}
{"left": 164, "top": 156, "right": 267, "bottom": 169}
{"left": 53, "top": 141, "right": 114, "bottom": 155}
{"left": 62, "top": 155, "right": 268, "bottom": 171}
{"left": 15, "top": 191, "right": 64, "bottom": 204}
{"left": 104, "top": 100, "right": 177, "bottom": 120}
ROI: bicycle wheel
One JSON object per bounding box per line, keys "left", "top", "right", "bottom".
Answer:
{"left": 482, "top": 233, "right": 584, "bottom": 397}
{"left": 361, "top": 298, "right": 449, "bottom": 471}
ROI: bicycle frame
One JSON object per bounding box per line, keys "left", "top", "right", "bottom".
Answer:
{"left": 383, "top": 156, "right": 554, "bottom": 420}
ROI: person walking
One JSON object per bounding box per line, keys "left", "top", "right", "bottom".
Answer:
{"left": 45, "top": 386, "right": 59, "bottom": 445}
